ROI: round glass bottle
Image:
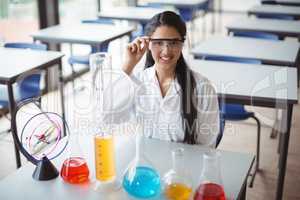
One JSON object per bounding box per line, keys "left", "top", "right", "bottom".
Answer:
{"left": 122, "top": 122, "right": 161, "bottom": 199}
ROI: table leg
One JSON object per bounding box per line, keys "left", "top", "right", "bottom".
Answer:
{"left": 202, "top": 12, "right": 206, "bottom": 40}
{"left": 58, "top": 60, "right": 66, "bottom": 136}
{"left": 217, "top": 0, "right": 222, "bottom": 32}
{"left": 276, "top": 104, "right": 293, "bottom": 200}
{"left": 238, "top": 180, "right": 247, "bottom": 200}
{"left": 7, "top": 83, "right": 21, "bottom": 168}
{"left": 210, "top": 0, "right": 215, "bottom": 34}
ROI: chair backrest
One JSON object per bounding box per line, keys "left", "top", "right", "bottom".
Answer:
{"left": 204, "top": 55, "right": 260, "bottom": 148}
{"left": 232, "top": 31, "right": 280, "bottom": 41}
{"left": 203, "top": 55, "right": 262, "bottom": 64}
{"left": 137, "top": 3, "right": 162, "bottom": 8}
{"left": 261, "top": 0, "right": 277, "bottom": 5}
{"left": 257, "top": 14, "right": 294, "bottom": 20}
{"left": 81, "top": 18, "right": 114, "bottom": 25}
{"left": 4, "top": 42, "right": 47, "bottom": 51}
{"left": 81, "top": 19, "right": 114, "bottom": 52}
{"left": 216, "top": 110, "right": 225, "bottom": 148}
{"left": 4, "top": 42, "right": 47, "bottom": 99}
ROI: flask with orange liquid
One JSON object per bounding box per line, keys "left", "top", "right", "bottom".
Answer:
{"left": 163, "top": 148, "right": 193, "bottom": 200}
{"left": 194, "top": 151, "right": 226, "bottom": 200}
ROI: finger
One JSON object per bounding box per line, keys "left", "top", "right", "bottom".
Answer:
{"left": 140, "top": 36, "right": 150, "bottom": 41}
{"left": 137, "top": 37, "right": 149, "bottom": 52}
{"left": 128, "top": 43, "right": 137, "bottom": 53}
{"left": 141, "top": 36, "right": 150, "bottom": 47}
{"left": 138, "top": 39, "right": 149, "bottom": 53}
{"left": 131, "top": 43, "right": 138, "bottom": 53}
{"left": 135, "top": 38, "right": 143, "bottom": 52}
{"left": 141, "top": 38, "right": 150, "bottom": 51}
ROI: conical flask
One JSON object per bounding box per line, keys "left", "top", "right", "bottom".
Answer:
{"left": 90, "top": 52, "right": 119, "bottom": 191}
{"left": 122, "top": 122, "right": 161, "bottom": 199}
{"left": 194, "top": 151, "right": 225, "bottom": 200}
{"left": 60, "top": 129, "right": 90, "bottom": 184}
{"left": 162, "top": 148, "right": 193, "bottom": 200}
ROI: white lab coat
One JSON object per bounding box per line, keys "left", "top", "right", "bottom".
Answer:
{"left": 101, "top": 66, "right": 220, "bottom": 147}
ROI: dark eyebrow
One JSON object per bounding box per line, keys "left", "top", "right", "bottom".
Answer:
{"left": 149, "top": 38, "right": 183, "bottom": 42}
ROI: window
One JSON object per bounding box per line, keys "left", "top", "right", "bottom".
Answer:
{"left": 0, "top": 0, "right": 38, "bottom": 43}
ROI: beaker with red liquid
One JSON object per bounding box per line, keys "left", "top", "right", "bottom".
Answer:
{"left": 61, "top": 157, "right": 89, "bottom": 184}
{"left": 194, "top": 151, "right": 225, "bottom": 200}
{"left": 60, "top": 132, "right": 90, "bottom": 184}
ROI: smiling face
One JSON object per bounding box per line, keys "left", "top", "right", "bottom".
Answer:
{"left": 149, "top": 25, "right": 183, "bottom": 72}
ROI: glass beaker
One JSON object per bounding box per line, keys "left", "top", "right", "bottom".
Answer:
{"left": 60, "top": 130, "right": 90, "bottom": 184}
{"left": 194, "top": 151, "right": 225, "bottom": 200}
{"left": 122, "top": 123, "right": 161, "bottom": 199}
{"left": 162, "top": 148, "right": 193, "bottom": 200}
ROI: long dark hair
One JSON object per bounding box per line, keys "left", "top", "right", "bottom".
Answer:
{"left": 144, "top": 11, "right": 197, "bottom": 144}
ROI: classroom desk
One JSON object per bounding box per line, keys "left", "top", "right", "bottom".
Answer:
{"left": 188, "top": 60, "right": 298, "bottom": 200}
{"left": 226, "top": 17, "right": 300, "bottom": 40}
{"left": 144, "top": 0, "right": 214, "bottom": 34}
{"left": 98, "top": 6, "right": 171, "bottom": 31}
{"left": 145, "top": 0, "right": 210, "bottom": 12}
{"left": 31, "top": 23, "right": 134, "bottom": 82}
{"left": 191, "top": 36, "right": 300, "bottom": 68}
{"left": 31, "top": 23, "right": 134, "bottom": 50}
{"left": 0, "top": 135, "right": 254, "bottom": 200}
{"left": 248, "top": 5, "right": 300, "bottom": 19}
{"left": 262, "top": 0, "right": 300, "bottom": 7}
{"left": 0, "top": 48, "right": 64, "bottom": 168}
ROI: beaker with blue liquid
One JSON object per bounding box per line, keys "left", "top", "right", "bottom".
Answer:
{"left": 122, "top": 122, "right": 161, "bottom": 199}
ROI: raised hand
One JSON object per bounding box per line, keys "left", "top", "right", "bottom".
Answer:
{"left": 122, "top": 36, "right": 150, "bottom": 75}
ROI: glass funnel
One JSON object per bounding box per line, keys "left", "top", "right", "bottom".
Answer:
{"left": 122, "top": 122, "right": 161, "bottom": 199}
{"left": 162, "top": 148, "right": 193, "bottom": 200}
{"left": 194, "top": 151, "right": 225, "bottom": 200}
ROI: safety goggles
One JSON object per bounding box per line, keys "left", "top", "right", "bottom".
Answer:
{"left": 149, "top": 38, "right": 184, "bottom": 51}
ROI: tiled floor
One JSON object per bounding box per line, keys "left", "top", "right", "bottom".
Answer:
{"left": 1, "top": 9, "right": 299, "bottom": 200}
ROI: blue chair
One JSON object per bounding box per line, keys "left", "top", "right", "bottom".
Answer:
{"left": 135, "top": 4, "right": 163, "bottom": 38}
{"left": 2, "top": 42, "right": 46, "bottom": 101}
{"left": 204, "top": 55, "right": 262, "bottom": 187}
{"left": 0, "top": 42, "right": 46, "bottom": 134}
{"left": 68, "top": 19, "right": 114, "bottom": 67}
{"left": 178, "top": 1, "right": 210, "bottom": 22}
{"left": 232, "top": 31, "right": 280, "bottom": 40}
{"left": 67, "top": 19, "right": 114, "bottom": 91}
{"left": 257, "top": 13, "right": 295, "bottom": 20}
{"left": 261, "top": 0, "right": 277, "bottom": 5}
{"left": 216, "top": 106, "right": 225, "bottom": 148}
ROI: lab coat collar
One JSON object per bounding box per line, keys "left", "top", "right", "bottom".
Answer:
{"left": 146, "top": 66, "right": 181, "bottom": 99}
